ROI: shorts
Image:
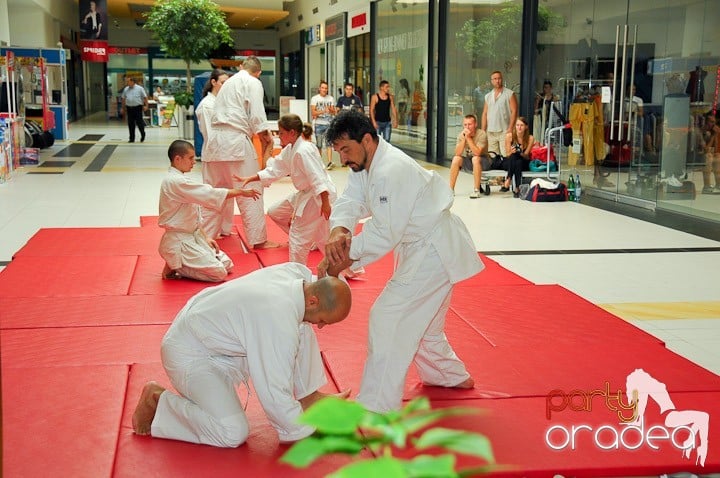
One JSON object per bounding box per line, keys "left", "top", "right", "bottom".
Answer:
{"left": 461, "top": 155, "right": 493, "bottom": 172}
{"left": 314, "top": 124, "right": 329, "bottom": 149}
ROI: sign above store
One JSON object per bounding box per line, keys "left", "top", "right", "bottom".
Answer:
{"left": 80, "top": 40, "right": 108, "bottom": 62}
{"left": 347, "top": 6, "right": 370, "bottom": 38}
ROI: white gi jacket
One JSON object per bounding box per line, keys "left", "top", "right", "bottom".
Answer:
{"left": 157, "top": 263, "right": 321, "bottom": 443}
{"left": 204, "top": 69, "right": 267, "bottom": 163}
{"left": 330, "top": 138, "right": 483, "bottom": 283}
{"left": 258, "top": 136, "right": 336, "bottom": 217}
{"left": 158, "top": 167, "right": 228, "bottom": 270}
{"left": 195, "top": 92, "right": 216, "bottom": 158}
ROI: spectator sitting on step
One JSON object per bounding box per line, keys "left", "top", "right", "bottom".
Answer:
{"left": 448, "top": 114, "right": 489, "bottom": 199}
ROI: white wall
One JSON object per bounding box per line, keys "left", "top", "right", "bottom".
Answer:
{"left": 277, "top": 0, "right": 374, "bottom": 37}
{"left": 0, "top": 0, "right": 9, "bottom": 46}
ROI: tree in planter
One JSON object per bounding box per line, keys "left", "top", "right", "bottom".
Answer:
{"left": 455, "top": 3, "right": 564, "bottom": 69}
{"left": 281, "top": 396, "right": 497, "bottom": 477}
{"left": 143, "top": 0, "right": 233, "bottom": 106}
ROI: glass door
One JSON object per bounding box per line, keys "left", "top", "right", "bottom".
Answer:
{"left": 537, "top": 0, "right": 720, "bottom": 222}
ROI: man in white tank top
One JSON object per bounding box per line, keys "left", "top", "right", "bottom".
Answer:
{"left": 481, "top": 71, "right": 517, "bottom": 157}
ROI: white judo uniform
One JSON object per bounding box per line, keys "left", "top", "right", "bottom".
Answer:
{"left": 158, "top": 167, "right": 234, "bottom": 282}
{"left": 202, "top": 69, "right": 268, "bottom": 242}
{"left": 259, "top": 136, "right": 337, "bottom": 265}
{"left": 195, "top": 92, "right": 216, "bottom": 160}
{"left": 330, "top": 138, "right": 484, "bottom": 412}
{"left": 152, "top": 263, "right": 327, "bottom": 447}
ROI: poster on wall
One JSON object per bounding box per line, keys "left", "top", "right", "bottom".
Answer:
{"left": 79, "top": 0, "right": 108, "bottom": 40}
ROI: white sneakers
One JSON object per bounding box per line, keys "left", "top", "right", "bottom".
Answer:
{"left": 469, "top": 188, "right": 481, "bottom": 199}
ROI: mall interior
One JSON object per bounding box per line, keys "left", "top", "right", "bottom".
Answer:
{"left": 1, "top": 1, "right": 720, "bottom": 475}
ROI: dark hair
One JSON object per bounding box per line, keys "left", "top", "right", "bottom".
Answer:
{"left": 379, "top": 80, "right": 389, "bottom": 88}
{"left": 202, "top": 69, "right": 227, "bottom": 97}
{"left": 511, "top": 116, "right": 531, "bottom": 150}
{"left": 302, "top": 122, "right": 313, "bottom": 140}
{"left": 326, "top": 109, "right": 377, "bottom": 145}
{"left": 168, "top": 139, "right": 194, "bottom": 162}
{"left": 399, "top": 78, "right": 410, "bottom": 94}
{"left": 344, "top": 82, "right": 354, "bottom": 89}
{"left": 543, "top": 80, "right": 552, "bottom": 87}
{"left": 277, "top": 114, "right": 304, "bottom": 135}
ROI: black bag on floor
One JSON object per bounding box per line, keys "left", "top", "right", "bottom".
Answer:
{"left": 525, "top": 182, "right": 568, "bottom": 202}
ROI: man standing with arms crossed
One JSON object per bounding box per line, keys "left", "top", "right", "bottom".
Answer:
{"left": 310, "top": 80, "right": 336, "bottom": 169}
{"left": 481, "top": 70, "right": 517, "bottom": 157}
{"left": 202, "top": 56, "right": 279, "bottom": 248}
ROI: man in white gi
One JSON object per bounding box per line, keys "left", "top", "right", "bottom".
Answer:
{"left": 159, "top": 140, "right": 259, "bottom": 282}
{"left": 132, "top": 262, "right": 353, "bottom": 447}
{"left": 236, "top": 114, "right": 336, "bottom": 266}
{"left": 201, "top": 56, "right": 279, "bottom": 248}
{"left": 481, "top": 70, "right": 517, "bottom": 157}
{"left": 319, "top": 110, "right": 484, "bottom": 413}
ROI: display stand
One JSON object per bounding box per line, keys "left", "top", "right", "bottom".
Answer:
{"left": 0, "top": 47, "right": 68, "bottom": 141}
{"left": 1, "top": 50, "right": 23, "bottom": 182}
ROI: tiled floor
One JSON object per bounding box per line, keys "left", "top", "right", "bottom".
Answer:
{"left": 1, "top": 112, "right": 719, "bottom": 377}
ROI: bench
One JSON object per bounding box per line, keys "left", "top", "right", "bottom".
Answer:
{"left": 479, "top": 124, "right": 565, "bottom": 195}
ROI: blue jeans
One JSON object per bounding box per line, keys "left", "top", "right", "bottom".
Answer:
{"left": 376, "top": 121, "right": 392, "bottom": 142}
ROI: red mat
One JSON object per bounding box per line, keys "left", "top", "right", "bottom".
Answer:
{"left": 114, "top": 362, "right": 371, "bottom": 478}
{"left": 234, "top": 215, "right": 289, "bottom": 251}
{"left": 0, "top": 255, "right": 137, "bottom": 297}
{"left": 2, "top": 364, "right": 129, "bottom": 478}
{"left": 1, "top": 324, "right": 168, "bottom": 367}
{"left": 449, "top": 284, "right": 663, "bottom": 348}
{"left": 127, "top": 253, "right": 261, "bottom": 296}
{"left": 12, "top": 227, "right": 163, "bottom": 258}
{"left": 0, "top": 294, "right": 189, "bottom": 329}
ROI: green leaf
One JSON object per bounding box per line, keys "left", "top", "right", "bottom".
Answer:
{"left": 298, "top": 397, "right": 368, "bottom": 434}
{"left": 328, "top": 457, "right": 407, "bottom": 478}
{"left": 279, "top": 437, "right": 327, "bottom": 468}
{"left": 280, "top": 435, "right": 364, "bottom": 468}
{"left": 401, "top": 397, "right": 431, "bottom": 415}
{"left": 399, "top": 407, "right": 481, "bottom": 435}
{"left": 413, "top": 429, "right": 494, "bottom": 463}
{"left": 402, "top": 454, "right": 457, "bottom": 478}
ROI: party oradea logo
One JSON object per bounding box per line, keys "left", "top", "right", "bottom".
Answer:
{"left": 544, "top": 368, "right": 710, "bottom": 467}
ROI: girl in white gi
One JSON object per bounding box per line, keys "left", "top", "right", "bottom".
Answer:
{"left": 132, "top": 262, "right": 353, "bottom": 447}
{"left": 319, "top": 110, "right": 484, "bottom": 413}
{"left": 159, "top": 140, "right": 259, "bottom": 282}
{"left": 236, "top": 114, "right": 336, "bottom": 266}
{"left": 195, "top": 68, "right": 229, "bottom": 161}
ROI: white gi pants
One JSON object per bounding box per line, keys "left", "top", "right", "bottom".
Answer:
{"left": 201, "top": 160, "right": 267, "bottom": 245}
{"left": 268, "top": 193, "right": 329, "bottom": 265}
{"left": 357, "top": 244, "right": 471, "bottom": 413}
{"left": 152, "top": 320, "right": 325, "bottom": 447}
{"left": 159, "top": 230, "right": 233, "bottom": 282}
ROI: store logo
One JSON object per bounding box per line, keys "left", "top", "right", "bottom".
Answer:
{"left": 544, "top": 369, "right": 710, "bottom": 467}
{"left": 80, "top": 40, "right": 108, "bottom": 63}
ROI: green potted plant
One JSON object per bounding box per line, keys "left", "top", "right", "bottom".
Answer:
{"left": 281, "top": 396, "right": 496, "bottom": 477}
{"left": 143, "top": 0, "right": 233, "bottom": 98}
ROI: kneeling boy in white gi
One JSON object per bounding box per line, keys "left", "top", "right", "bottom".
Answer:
{"left": 158, "top": 139, "right": 259, "bottom": 281}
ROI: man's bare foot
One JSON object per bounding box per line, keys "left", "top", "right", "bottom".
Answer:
{"left": 453, "top": 377, "right": 475, "bottom": 389}
{"left": 161, "top": 264, "right": 181, "bottom": 280}
{"left": 132, "top": 381, "right": 165, "bottom": 436}
{"left": 299, "top": 389, "right": 351, "bottom": 410}
{"left": 253, "top": 240, "right": 285, "bottom": 250}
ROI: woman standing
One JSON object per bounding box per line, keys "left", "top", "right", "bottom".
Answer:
{"left": 195, "top": 69, "right": 229, "bottom": 159}
{"left": 396, "top": 78, "right": 410, "bottom": 127}
{"left": 502, "top": 117, "right": 535, "bottom": 197}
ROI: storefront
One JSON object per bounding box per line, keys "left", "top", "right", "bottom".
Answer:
{"left": 535, "top": 0, "right": 720, "bottom": 223}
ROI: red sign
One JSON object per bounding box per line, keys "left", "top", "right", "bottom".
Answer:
{"left": 107, "top": 46, "right": 148, "bottom": 55}
{"left": 351, "top": 13, "right": 367, "bottom": 29}
{"left": 80, "top": 40, "right": 108, "bottom": 62}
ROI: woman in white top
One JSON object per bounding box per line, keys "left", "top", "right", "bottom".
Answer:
{"left": 195, "top": 69, "right": 229, "bottom": 159}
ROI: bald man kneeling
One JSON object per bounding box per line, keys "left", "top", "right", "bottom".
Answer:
{"left": 132, "top": 261, "right": 352, "bottom": 447}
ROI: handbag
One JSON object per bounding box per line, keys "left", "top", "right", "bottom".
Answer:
{"left": 552, "top": 105, "right": 573, "bottom": 147}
